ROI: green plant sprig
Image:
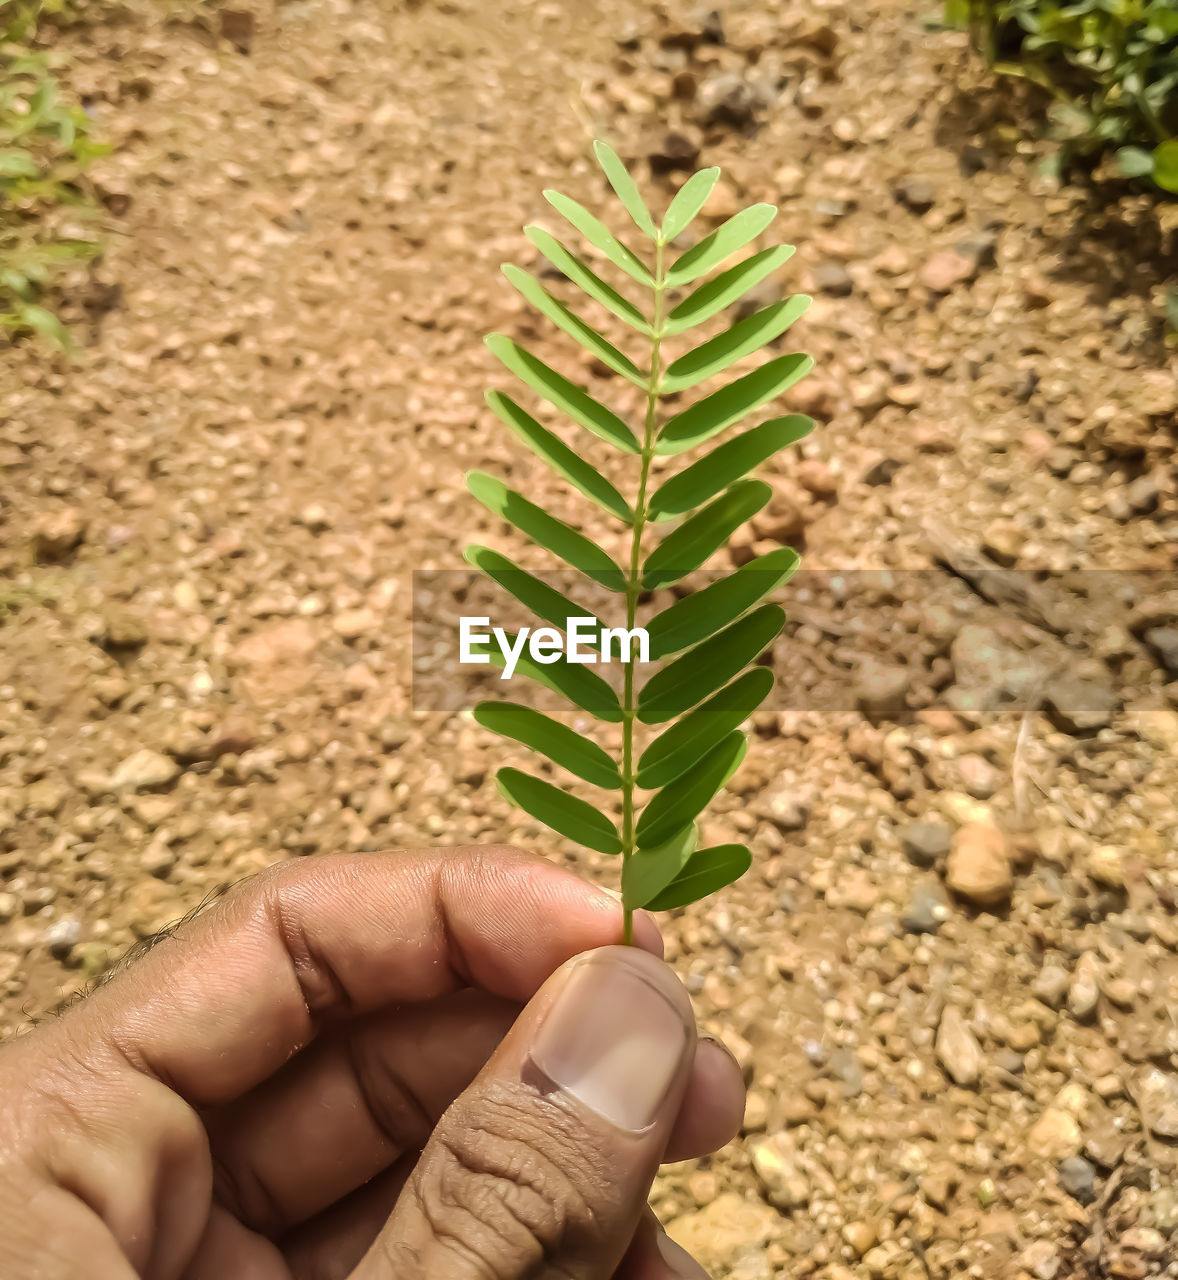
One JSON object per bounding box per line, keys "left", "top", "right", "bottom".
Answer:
{"left": 1, "top": 0, "right": 109, "bottom": 348}
{"left": 469, "top": 141, "right": 814, "bottom": 941}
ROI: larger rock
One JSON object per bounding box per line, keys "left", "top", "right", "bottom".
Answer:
{"left": 1043, "top": 677, "right": 1118, "bottom": 735}
{"left": 936, "top": 1005, "right": 983, "bottom": 1086}
{"left": 32, "top": 508, "right": 87, "bottom": 562}
{"left": 946, "top": 823, "right": 1012, "bottom": 907}
{"left": 1137, "top": 1069, "right": 1178, "bottom": 1139}
{"left": 749, "top": 1133, "right": 810, "bottom": 1210}
{"left": 666, "top": 1193, "right": 780, "bottom": 1273}
{"left": 1028, "top": 1108, "right": 1083, "bottom": 1160}
{"left": 110, "top": 749, "right": 180, "bottom": 792}
{"left": 855, "top": 662, "right": 910, "bottom": 721}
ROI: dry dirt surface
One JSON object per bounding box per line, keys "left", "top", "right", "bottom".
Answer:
{"left": 4, "top": 0, "right": 1178, "bottom": 1276}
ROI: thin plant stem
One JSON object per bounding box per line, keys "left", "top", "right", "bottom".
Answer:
{"left": 620, "top": 236, "right": 666, "bottom": 945}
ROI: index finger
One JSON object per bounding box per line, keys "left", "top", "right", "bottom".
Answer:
{"left": 70, "top": 846, "right": 661, "bottom": 1106}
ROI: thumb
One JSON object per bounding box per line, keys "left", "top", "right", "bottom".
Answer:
{"left": 352, "top": 946, "right": 698, "bottom": 1280}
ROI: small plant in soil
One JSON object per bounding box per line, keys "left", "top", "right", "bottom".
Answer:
{"left": 468, "top": 141, "right": 814, "bottom": 942}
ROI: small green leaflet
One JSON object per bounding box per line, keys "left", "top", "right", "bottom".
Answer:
{"left": 486, "top": 334, "right": 640, "bottom": 454}
{"left": 636, "top": 731, "right": 747, "bottom": 849}
{"left": 639, "top": 604, "right": 785, "bottom": 723}
{"left": 622, "top": 824, "right": 696, "bottom": 910}
{"left": 644, "top": 844, "right": 752, "bottom": 911}
{"left": 497, "top": 767, "right": 622, "bottom": 854}
{"left": 666, "top": 204, "right": 778, "bottom": 288}
{"left": 468, "top": 634, "right": 623, "bottom": 723}
{"left": 543, "top": 188, "right": 655, "bottom": 286}
{"left": 524, "top": 227, "right": 651, "bottom": 334}
{"left": 501, "top": 265, "right": 645, "bottom": 387}
{"left": 642, "top": 480, "right": 771, "bottom": 590}
{"left": 467, "top": 471, "right": 626, "bottom": 592}
{"left": 646, "top": 548, "right": 799, "bottom": 659}
{"left": 661, "top": 296, "right": 812, "bottom": 393}
{"left": 1154, "top": 140, "right": 1178, "bottom": 193}
{"left": 649, "top": 418, "right": 813, "bottom": 521}
{"left": 665, "top": 245, "right": 796, "bottom": 335}
{"left": 637, "top": 667, "right": 774, "bottom": 790}
{"left": 484, "top": 391, "right": 632, "bottom": 523}
{"left": 661, "top": 167, "right": 720, "bottom": 243}
{"left": 657, "top": 354, "right": 814, "bottom": 455}
{"left": 463, "top": 546, "right": 607, "bottom": 645}
{"left": 593, "top": 140, "right": 657, "bottom": 239}
{"left": 475, "top": 703, "right": 622, "bottom": 789}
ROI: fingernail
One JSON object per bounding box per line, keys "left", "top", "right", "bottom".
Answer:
{"left": 657, "top": 1230, "right": 711, "bottom": 1278}
{"left": 530, "top": 949, "right": 690, "bottom": 1132}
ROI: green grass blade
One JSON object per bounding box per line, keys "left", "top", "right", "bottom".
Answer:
{"left": 467, "top": 472, "right": 626, "bottom": 591}
{"left": 637, "top": 668, "right": 774, "bottom": 789}
{"left": 475, "top": 702, "right": 622, "bottom": 789}
{"left": 656, "top": 353, "right": 814, "bottom": 456}
{"left": 644, "top": 844, "right": 752, "bottom": 910}
{"left": 543, "top": 188, "right": 654, "bottom": 286}
{"left": 661, "top": 167, "right": 721, "bottom": 243}
{"left": 464, "top": 545, "right": 607, "bottom": 644}
{"left": 638, "top": 604, "right": 784, "bottom": 724}
{"left": 525, "top": 227, "right": 651, "bottom": 334}
{"left": 664, "top": 245, "right": 796, "bottom": 335}
{"left": 502, "top": 266, "right": 645, "bottom": 387}
{"left": 486, "top": 334, "right": 640, "bottom": 454}
{"left": 661, "top": 296, "right": 812, "bottom": 393}
{"left": 469, "top": 632, "right": 623, "bottom": 722}
{"left": 622, "top": 824, "right": 696, "bottom": 910}
{"left": 593, "top": 140, "right": 657, "bottom": 239}
{"left": 636, "top": 731, "right": 747, "bottom": 849}
{"left": 665, "top": 204, "right": 778, "bottom": 288}
{"left": 642, "top": 480, "right": 771, "bottom": 590}
{"left": 646, "top": 549, "right": 799, "bottom": 659}
{"left": 497, "top": 767, "right": 622, "bottom": 854}
{"left": 649, "top": 418, "right": 813, "bottom": 521}
{"left": 485, "top": 391, "right": 632, "bottom": 523}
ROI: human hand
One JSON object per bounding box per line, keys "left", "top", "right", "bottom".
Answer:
{"left": 0, "top": 846, "right": 745, "bottom": 1278}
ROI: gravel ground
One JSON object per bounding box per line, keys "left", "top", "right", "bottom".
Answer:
{"left": 3, "top": 1, "right": 1178, "bottom": 1276}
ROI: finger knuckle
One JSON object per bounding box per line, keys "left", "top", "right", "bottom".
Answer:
{"left": 407, "top": 1079, "right": 622, "bottom": 1279}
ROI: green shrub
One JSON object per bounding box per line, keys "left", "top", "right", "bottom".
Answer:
{"left": 951, "top": 0, "right": 1178, "bottom": 191}
{"left": 1, "top": 0, "right": 108, "bottom": 348}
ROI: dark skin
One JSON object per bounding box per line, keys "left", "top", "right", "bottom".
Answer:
{"left": 0, "top": 847, "right": 745, "bottom": 1278}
